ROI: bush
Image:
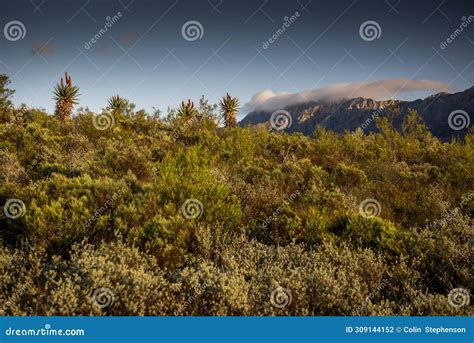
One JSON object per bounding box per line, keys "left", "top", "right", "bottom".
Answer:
{"left": 0, "top": 101, "right": 472, "bottom": 316}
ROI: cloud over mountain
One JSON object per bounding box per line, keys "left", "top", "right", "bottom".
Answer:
{"left": 241, "top": 79, "right": 453, "bottom": 114}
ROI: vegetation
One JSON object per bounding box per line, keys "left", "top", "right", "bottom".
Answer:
{"left": 177, "top": 99, "right": 198, "bottom": 118}
{"left": 220, "top": 93, "right": 239, "bottom": 128}
{"left": 0, "top": 75, "right": 472, "bottom": 316}
{"left": 53, "top": 72, "right": 79, "bottom": 121}
{"left": 106, "top": 95, "right": 127, "bottom": 116}
{"left": 0, "top": 75, "right": 14, "bottom": 111}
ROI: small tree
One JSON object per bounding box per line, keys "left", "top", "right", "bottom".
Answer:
{"left": 53, "top": 72, "right": 79, "bottom": 121}
{"left": 0, "top": 74, "right": 15, "bottom": 110}
{"left": 219, "top": 93, "right": 239, "bottom": 128}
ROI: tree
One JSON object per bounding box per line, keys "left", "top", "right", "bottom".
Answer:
{"left": 0, "top": 74, "right": 15, "bottom": 110}
{"left": 53, "top": 72, "right": 79, "bottom": 121}
{"left": 219, "top": 93, "right": 239, "bottom": 128}
{"left": 402, "top": 109, "right": 425, "bottom": 136}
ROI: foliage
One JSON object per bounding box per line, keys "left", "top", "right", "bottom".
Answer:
{"left": 106, "top": 95, "right": 128, "bottom": 116}
{"left": 53, "top": 72, "right": 79, "bottom": 121}
{"left": 0, "top": 81, "right": 472, "bottom": 315}
{"left": 0, "top": 74, "right": 15, "bottom": 111}
{"left": 177, "top": 99, "right": 198, "bottom": 119}
{"left": 219, "top": 93, "right": 239, "bottom": 128}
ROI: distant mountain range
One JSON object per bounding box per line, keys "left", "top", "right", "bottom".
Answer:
{"left": 240, "top": 86, "right": 473, "bottom": 141}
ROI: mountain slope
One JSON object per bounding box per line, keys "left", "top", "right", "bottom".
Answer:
{"left": 240, "top": 86, "right": 474, "bottom": 141}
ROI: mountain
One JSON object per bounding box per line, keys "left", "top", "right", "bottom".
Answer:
{"left": 240, "top": 86, "right": 474, "bottom": 141}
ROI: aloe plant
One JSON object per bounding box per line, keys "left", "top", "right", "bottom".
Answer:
{"left": 53, "top": 72, "right": 79, "bottom": 121}
{"left": 177, "top": 99, "right": 198, "bottom": 118}
{"left": 219, "top": 93, "right": 239, "bottom": 128}
{"left": 106, "top": 95, "right": 127, "bottom": 115}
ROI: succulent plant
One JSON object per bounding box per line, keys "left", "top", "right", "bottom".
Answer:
{"left": 177, "top": 99, "right": 198, "bottom": 118}
{"left": 219, "top": 93, "right": 239, "bottom": 128}
{"left": 53, "top": 72, "right": 79, "bottom": 121}
{"left": 106, "top": 95, "right": 127, "bottom": 115}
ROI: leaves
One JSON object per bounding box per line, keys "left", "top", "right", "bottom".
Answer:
{"left": 0, "top": 97, "right": 472, "bottom": 315}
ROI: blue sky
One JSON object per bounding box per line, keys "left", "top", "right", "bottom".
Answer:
{"left": 0, "top": 0, "right": 473, "bottom": 119}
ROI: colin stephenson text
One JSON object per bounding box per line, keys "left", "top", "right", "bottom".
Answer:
{"left": 406, "top": 326, "right": 467, "bottom": 334}
{"left": 346, "top": 326, "right": 467, "bottom": 334}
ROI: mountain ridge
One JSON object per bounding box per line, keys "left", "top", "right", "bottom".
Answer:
{"left": 240, "top": 86, "right": 473, "bottom": 141}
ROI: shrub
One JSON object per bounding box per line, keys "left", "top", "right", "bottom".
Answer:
{"left": 0, "top": 100, "right": 472, "bottom": 316}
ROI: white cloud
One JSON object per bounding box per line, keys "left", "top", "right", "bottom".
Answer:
{"left": 241, "top": 79, "right": 453, "bottom": 114}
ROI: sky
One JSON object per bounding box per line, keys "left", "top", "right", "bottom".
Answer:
{"left": 0, "top": 0, "right": 473, "bottom": 119}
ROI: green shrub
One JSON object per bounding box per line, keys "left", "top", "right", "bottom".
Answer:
{"left": 0, "top": 98, "right": 472, "bottom": 316}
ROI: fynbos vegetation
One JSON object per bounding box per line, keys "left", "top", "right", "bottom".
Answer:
{"left": 0, "top": 74, "right": 472, "bottom": 316}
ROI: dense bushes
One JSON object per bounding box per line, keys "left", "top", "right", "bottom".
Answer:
{"left": 0, "top": 96, "right": 472, "bottom": 315}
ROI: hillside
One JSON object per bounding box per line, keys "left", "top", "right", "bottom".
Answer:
{"left": 0, "top": 90, "right": 473, "bottom": 316}
{"left": 240, "top": 87, "right": 474, "bottom": 141}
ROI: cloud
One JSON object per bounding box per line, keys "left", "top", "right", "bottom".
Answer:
{"left": 242, "top": 79, "right": 453, "bottom": 114}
